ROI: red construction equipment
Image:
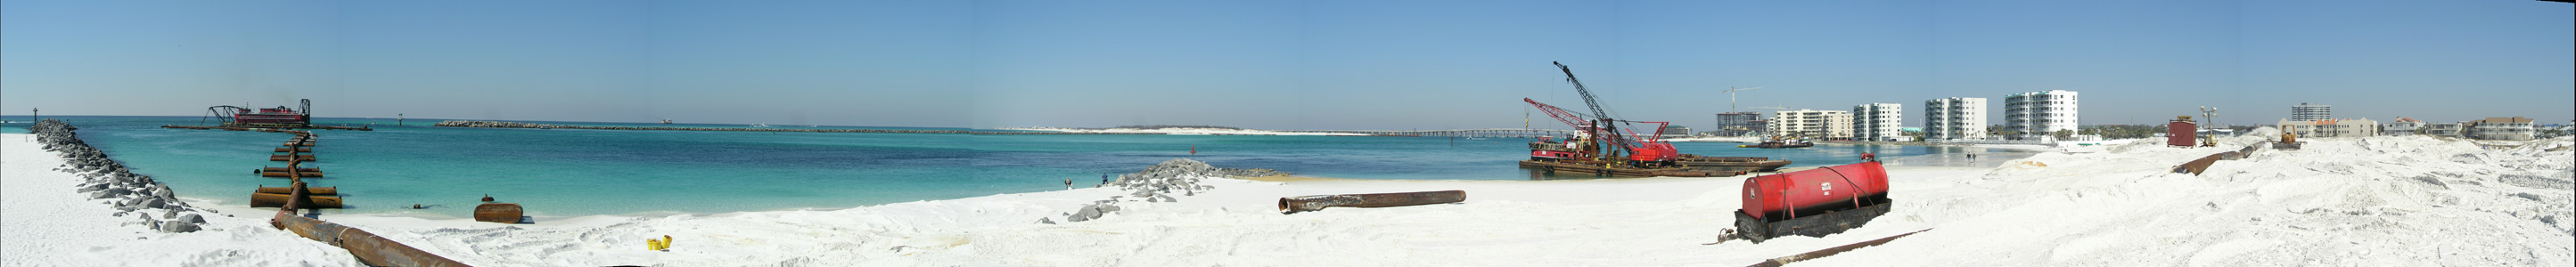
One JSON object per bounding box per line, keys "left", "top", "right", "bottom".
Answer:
{"left": 2169, "top": 116, "right": 2197, "bottom": 147}
{"left": 1519, "top": 62, "right": 1775, "bottom": 177}
{"left": 1734, "top": 158, "right": 1893, "bottom": 243}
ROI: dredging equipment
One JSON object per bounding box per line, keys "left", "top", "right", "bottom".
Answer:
{"left": 1518, "top": 61, "right": 1782, "bottom": 178}
{"left": 1733, "top": 157, "right": 1893, "bottom": 243}
{"left": 474, "top": 203, "right": 525, "bottom": 223}
{"left": 1278, "top": 190, "right": 1467, "bottom": 214}
{"left": 1677, "top": 155, "right": 1793, "bottom": 174}
{"left": 256, "top": 186, "right": 338, "bottom": 195}
{"left": 272, "top": 183, "right": 470, "bottom": 267}
{"left": 163, "top": 99, "right": 372, "bottom": 131}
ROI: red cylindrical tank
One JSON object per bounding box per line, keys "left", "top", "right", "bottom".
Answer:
{"left": 1740, "top": 161, "right": 1890, "bottom": 221}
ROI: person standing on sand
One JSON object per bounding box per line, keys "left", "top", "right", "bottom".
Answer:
{"left": 1100, "top": 172, "right": 1111, "bottom": 187}
{"left": 1063, "top": 178, "right": 1072, "bottom": 190}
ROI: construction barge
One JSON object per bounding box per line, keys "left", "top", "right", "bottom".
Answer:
{"left": 1515, "top": 62, "right": 1787, "bottom": 178}
{"left": 160, "top": 99, "right": 373, "bottom": 131}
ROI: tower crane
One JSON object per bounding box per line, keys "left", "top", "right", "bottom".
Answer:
{"left": 1723, "top": 86, "right": 1764, "bottom": 113}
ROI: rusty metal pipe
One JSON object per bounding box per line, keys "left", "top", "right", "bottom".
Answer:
{"left": 1277, "top": 190, "right": 1465, "bottom": 214}
{"left": 256, "top": 186, "right": 338, "bottom": 195}
{"left": 2171, "top": 153, "right": 2227, "bottom": 175}
{"left": 261, "top": 171, "right": 324, "bottom": 178}
{"left": 262, "top": 166, "right": 321, "bottom": 173}
{"left": 251, "top": 192, "right": 344, "bottom": 208}
{"left": 274, "top": 207, "right": 471, "bottom": 267}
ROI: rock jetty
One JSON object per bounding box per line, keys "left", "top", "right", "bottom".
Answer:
{"left": 435, "top": 120, "right": 969, "bottom": 134}
{"left": 1049, "top": 158, "right": 1286, "bottom": 223}
{"left": 31, "top": 119, "right": 207, "bottom": 233}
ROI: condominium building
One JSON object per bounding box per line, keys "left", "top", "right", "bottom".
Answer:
{"left": 2381, "top": 117, "right": 2424, "bottom": 136}
{"left": 2278, "top": 118, "right": 2378, "bottom": 138}
{"left": 1923, "top": 97, "right": 1987, "bottom": 141}
{"left": 2424, "top": 123, "right": 2466, "bottom": 138}
{"left": 1852, "top": 103, "right": 1903, "bottom": 142}
{"left": 2467, "top": 117, "right": 2536, "bottom": 141}
{"left": 1768, "top": 109, "right": 1852, "bottom": 140}
{"left": 2004, "top": 90, "right": 2079, "bottom": 140}
{"left": 2292, "top": 103, "right": 2332, "bottom": 122}
{"left": 1712, "top": 112, "right": 1764, "bottom": 137}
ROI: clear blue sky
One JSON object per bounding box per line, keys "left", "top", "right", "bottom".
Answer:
{"left": 5, "top": 0, "right": 2568, "bottom": 130}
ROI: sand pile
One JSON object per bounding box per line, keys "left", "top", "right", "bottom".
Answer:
{"left": 1809, "top": 134, "right": 2573, "bottom": 266}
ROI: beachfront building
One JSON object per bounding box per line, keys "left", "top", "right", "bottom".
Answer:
{"left": 1852, "top": 103, "right": 1903, "bottom": 142}
{"left": 1712, "top": 112, "right": 1765, "bottom": 136}
{"left": 1660, "top": 125, "right": 1693, "bottom": 138}
{"left": 1768, "top": 109, "right": 1852, "bottom": 140}
{"left": 2292, "top": 103, "right": 2333, "bottom": 122}
{"left": 1924, "top": 97, "right": 1987, "bottom": 141}
{"left": 2465, "top": 117, "right": 2536, "bottom": 141}
{"left": 2278, "top": 118, "right": 2379, "bottom": 138}
{"left": 2004, "top": 90, "right": 2079, "bottom": 140}
{"left": 2424, "top": 123, "right": 2466, "bottom": 138}
{"left": 2382, "top": 117, "right": 2424, "bottom": 136}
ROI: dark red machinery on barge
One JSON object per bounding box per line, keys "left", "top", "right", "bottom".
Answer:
{"left": 1518, "top": 62, "right": 1786, "bottom": 177}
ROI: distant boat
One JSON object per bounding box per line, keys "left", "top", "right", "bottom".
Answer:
{"left": 660, "top": 119, "right": 673, "bottom": 125}
{"left": 751, "top": 123, "right": 772, "bottom": 127}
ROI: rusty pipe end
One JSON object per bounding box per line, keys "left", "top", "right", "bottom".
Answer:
{"left": 1278, "top": 198, "right": 1293, "bottom": 214}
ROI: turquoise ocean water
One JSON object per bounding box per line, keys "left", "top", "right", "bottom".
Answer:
{"left": 1, "top": 116, "right": 2014, "bottom": 217}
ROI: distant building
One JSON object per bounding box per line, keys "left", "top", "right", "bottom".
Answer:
{"left": 2466, "top": 117, "right": 2536, "bottom": 141}
{"left": 2381, "top": 117, "right": 2424, "bottom": 136}
{"left": 2424, "top": 123, "right": 2466, "bottom": 138}
{"left": 1768, "top": 109, "right": 1852, "bottom": 140}
{"left": 1924, "top": 97, "right": 1988, "bottom": 141}
{"left": 2004, "top": 90, "right": 2079, "bottom": 140}
{"left": 1712, "top": 112, "right": 1764, "bottom": 137}
{"left": 1660, "top": 125, "right": 1693, "bottom": 138}
{"left": 2279, "top": 117, "right": 2378, "bottom": 138}
{"left": 1852, "top": 103, "right": 1903, "bottom": 142}
{"left": 2292, "top": 102, "right": 2333, "bottom": 122}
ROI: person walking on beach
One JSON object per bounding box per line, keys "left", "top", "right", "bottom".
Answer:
{"left": 1100, "top": 172, "right": 1111, "bottom": 187}
{"left": 1063, "top": 178, "right": 1073, "bottom": 190}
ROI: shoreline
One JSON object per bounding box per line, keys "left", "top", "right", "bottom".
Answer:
{"left": 1817, "top": 140, "right": 2092, "bottom": 153}
{"left": 9, "top": 122, "right": 2570, "bottom": 265}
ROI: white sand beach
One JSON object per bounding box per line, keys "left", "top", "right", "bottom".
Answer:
{"left": 5, "top": 132, "right": 2570, "bottom": 266}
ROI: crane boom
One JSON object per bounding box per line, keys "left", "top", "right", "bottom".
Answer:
{"left": 1524, "top": 98, "right": 1591, "bottom": 131}
{"left": 1552, "top": 61, "right": 1638, "bottom": 158}
{"left": 1554, "top": 61, "right": 1612, "bottom": 122}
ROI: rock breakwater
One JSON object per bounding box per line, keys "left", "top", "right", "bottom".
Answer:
{"left": 1046, "top": 158, "right": 1286, "bottom": 223}
{"left": 30, "top": 119, "right": 207, "bottom": 233}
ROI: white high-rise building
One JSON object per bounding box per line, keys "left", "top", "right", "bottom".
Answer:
{"left": 2292, "top": 103, "right": 2332, "bottom": 122}
{"left": 1852, "top": 103, "right": 1903, "bottom": 142}
{"left": 1924, "top": 97, "right": 1987, "bottom": 141}
{"left": 2004, "top": 90, "right": 2079, "bottom": 140}
{"left": 1768, "top": 109, "right": 1852, "bottom": 140}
